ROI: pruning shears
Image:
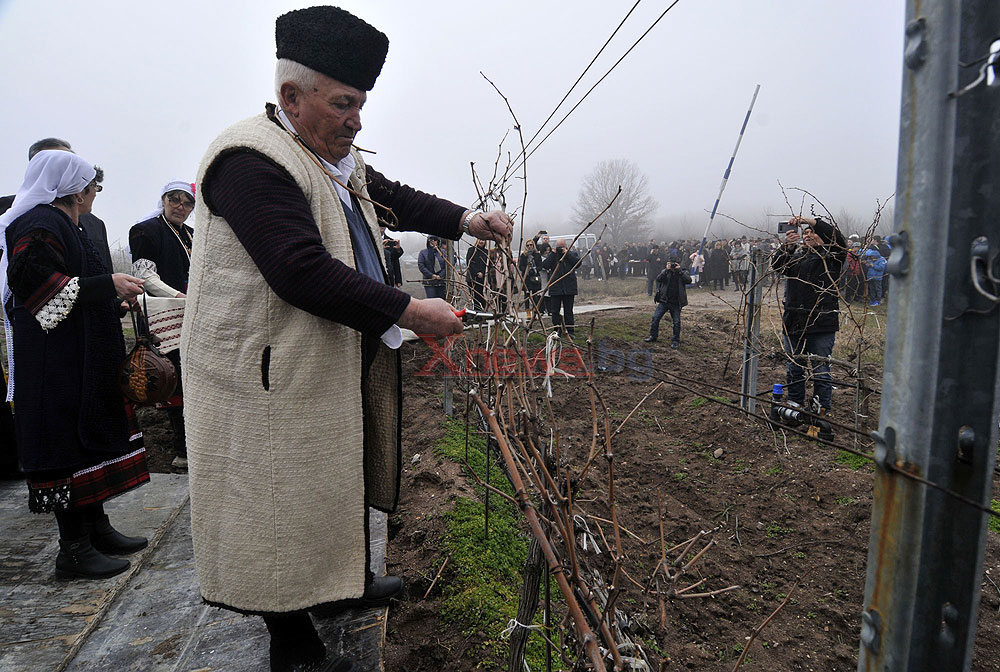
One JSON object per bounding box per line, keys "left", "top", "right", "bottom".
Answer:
{"left": 454, "top": 309, "right": 496, "bottom": 323}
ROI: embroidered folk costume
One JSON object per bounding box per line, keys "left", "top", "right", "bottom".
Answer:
{"left": 0, "top": 150, "right": 149, "bottom": 579}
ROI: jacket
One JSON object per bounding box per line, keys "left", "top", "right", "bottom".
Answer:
{"left": 770, "top": 219, "right": 847, "bottom": 336}
{"left": 417, "top": 242, "right": 446, "bottom": 286}
{"left": 654, "top": 266, "right": 692, "bottom": 307}
{"left": 863, "top": 249, "right": 887, "bottom": 280}
{"left": 542, "top": 248, "right": 580, "bottom": 295}
{"left": 517, "top": 250, "right": 542, "bottom": 290}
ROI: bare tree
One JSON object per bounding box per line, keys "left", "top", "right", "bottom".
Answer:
{"left": 573, "top": 159, "right": 658, "bottom": 246}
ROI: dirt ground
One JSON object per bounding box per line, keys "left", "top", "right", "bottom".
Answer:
{"left": 135, "top": 281, "right": 1000, "bottom": 671}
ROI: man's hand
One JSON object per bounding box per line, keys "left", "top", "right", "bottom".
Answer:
{"left": 784, "top": 230, "right": 801, "bottom": 246}
{"left": 465, "top": 210, "right": 513, "bottom": 243}
{"left": 398, "top": 297, "right": 464, "bottom": 336}
{"left": 112, "top": 273, "right": 145, "bottom": 303}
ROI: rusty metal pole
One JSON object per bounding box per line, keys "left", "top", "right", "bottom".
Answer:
{"left": 859, "top": 3, "right": 1000, "bottom": 671}
{"left": 740, "top": 248, "right": 763, "bottom": 414}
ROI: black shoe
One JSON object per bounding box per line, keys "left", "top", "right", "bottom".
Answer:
{"left": 91, "top": 513, "right": 148, "bottom": 555}
{"left": 56, "top": 535, "right": 130, "bottom": 579}
{"left": 643, "top": 336, "right": 656, "bottom": 343}
{"left": 671, "top": 341, "right": 679, "bottom": 349}
{"left": 361, "top": 575, "right": 404, "bottom": 607}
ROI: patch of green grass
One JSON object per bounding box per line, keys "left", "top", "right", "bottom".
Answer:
{"left": 835, "top": 496, "right": 856, "bottom": 506}
{"left": 672, "top": 471, "right": 688, "bottom": 482}
{"left": 765, "top": 522, "right": 791, "bottom": 538}
{"left": 765, "top": 465, "right": 784, "bottom": 476}
{"left": 593, "top": 321, "right": 644, "bottom": 341}
{"left": 434, "top": 420, "right": 547, "bottom": 669}
{"left": 834, "top": 449, "right": 872, "bottom": 471}
{"left": 991, "top": 500, "right": 1000, "bottom": 534}
{"left": 732, "top": 458, "right": 749, "bottom": 474}
{"left": 690, "top": 394, "right": 729, "bottom": 409}
{"left": 793, "top": 551, "right": 807, "bottom": 559}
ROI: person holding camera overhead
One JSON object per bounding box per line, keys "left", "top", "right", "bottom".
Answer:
{"left": 644, "top": 252, "right": 692, "bottom": 348}
{"left": 771, "top": 215, "right": 847, "bottom": 418}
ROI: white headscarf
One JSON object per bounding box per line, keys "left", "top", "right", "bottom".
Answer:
{"left": 0, "top": 150, "right": 96, "bottom": 401}
{"left": 136, "top": 180, "right": 196, "bottom": 223}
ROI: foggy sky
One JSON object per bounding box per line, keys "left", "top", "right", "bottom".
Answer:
{"left": 0, "top": 0, "right": 905, "bottom": 251}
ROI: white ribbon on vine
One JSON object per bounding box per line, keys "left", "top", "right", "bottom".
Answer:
{"left": 573, "top": 514, "right": 602, "bottom": 555}
{"left": 544, "top": 332, "right": 574, "bottom": 398}
{"left": 500, "top": 618, "right": 543, "bottom": 640}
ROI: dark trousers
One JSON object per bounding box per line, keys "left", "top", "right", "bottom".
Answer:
{"left": 783, "top": 331, "right": 836, "bottom": 410}
{"left": 650, "top": 303, "right": 682, "bottom": 343}
{"left": 424, "top": 284, "right": 446, "bottom": 299}
{"left": 469, "top": 279, "right": 487, "bottom": 309}
{"left": 524, "top": 287, "right": 543, "bottom": 313}
{"left": 549, "top": 295, "right": 575, "bottom": 335}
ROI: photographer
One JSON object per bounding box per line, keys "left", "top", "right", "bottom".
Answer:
{"left": 542, "top": 239, "right": 579, "bottom": 336}
{"left": 644, "top": 254, "right": 692, "bottom": 348}
{"left": 381, "top": 227, "right": 404, "bottom": 287}
{"left": 771, "top": 215, "right": 847, "bottom": 418}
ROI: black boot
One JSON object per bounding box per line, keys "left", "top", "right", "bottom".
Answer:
{"left": 56, "top": 535, "right": 129, "bottom": 579}
{"left": 361, "top": 575, "right": 404, "bottom": 607}
{"left": 90, "top": 512, "right": 148, "bottom": 555}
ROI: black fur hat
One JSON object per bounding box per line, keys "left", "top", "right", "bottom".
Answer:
{"left": 276, "top": 6, "right": 389, "bottom": 91}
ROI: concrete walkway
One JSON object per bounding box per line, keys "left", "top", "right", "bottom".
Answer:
{"left": 0, "top": 474, "right": 388, "bottom": 671}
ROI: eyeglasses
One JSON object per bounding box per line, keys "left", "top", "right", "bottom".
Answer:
{"left": 166, "top": 194, "right": 195, "bottom": 208}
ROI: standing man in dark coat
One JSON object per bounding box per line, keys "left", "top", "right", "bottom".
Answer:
{"left": 381, "top": 228, "right": 404, "bottom": 287}
{"left": 466, "top": 238, "right": 489, "bottom": 309}
{"left": 644, "top": 258, "right": 692, "bottom": 348}
{"left": 771, "top": 215, "right": 847, "bottom": 417}
{"left": 542, "top": 239, "right": 579, "bottom": 336}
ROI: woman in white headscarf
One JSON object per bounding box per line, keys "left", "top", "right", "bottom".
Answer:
{"left": 129, "top": 181, "right": 194, "bottom": 470}
{"left": 1, "top": 150, "right": 148, "bottom": 579}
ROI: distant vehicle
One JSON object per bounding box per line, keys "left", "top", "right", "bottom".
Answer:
{"left": 549, "top": 233, "right": 597, "bottom": 253}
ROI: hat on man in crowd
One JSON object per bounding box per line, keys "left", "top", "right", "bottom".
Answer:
{"left": 276, "top": 6, "right": 389, "bottom": 91}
